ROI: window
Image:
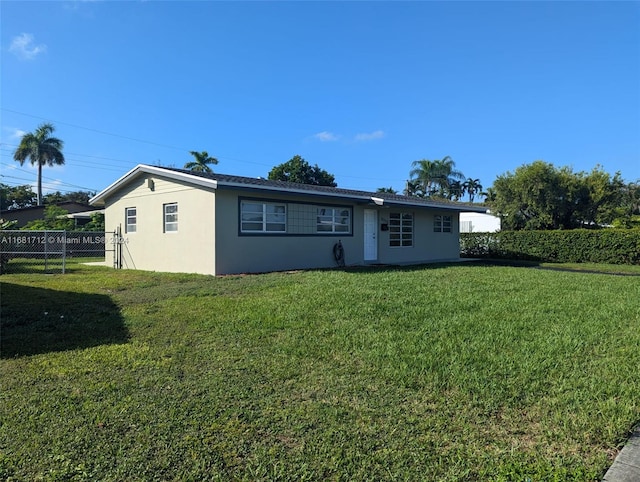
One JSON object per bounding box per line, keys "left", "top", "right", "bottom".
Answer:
{"left": 434, "top": 215, "right": 452, "bottom": 233}
{"left": 241, "top": 201, "right": 286, "bottom": 233}
{"left": 317, "top": 207, "right": 351, "bottom": 233}
{"left": 164, "top": 203, "right": 178, "bottom": 232}
{"left": 390, "top": 212, "right": 413, "bottom": 247}
{"left": 125, "top": 207, "right": 136, "bottom": 233}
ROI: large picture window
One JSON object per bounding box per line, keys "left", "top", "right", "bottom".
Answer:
{"left": 164, "top": 203, "right": 178, "bottom": 232}
{"left": 390, "top": 212, "right": 413, "bottom": 247}
{"left": 434, "top": 215, "right": 452, "bottom": 233}
{"left": 317, "top": 207, "right": 351, "bottom": 233}
{"left": 125, "top": 207, "right": 136, "bottom": 233}
{"left": 241, "top": 201, "right": 286, "bottom": 233}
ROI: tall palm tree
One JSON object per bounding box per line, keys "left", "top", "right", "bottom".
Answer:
{"left": 409, "top": 156, "right": 464, "bottom": 197}
{"left": 463, "top": 178, "right": 483, "bottom": 203}
{"left": 403, "top": 179, "right": 424, "bottom": 197}
{"left": 448, "top": 180, "right": 464, "bottom": 201}
{"left": 184, "top": 151, "right": 218, "bottom": 173}
{"left": 409, "top": 159, "right": 440, "bottom": 196}
{"left": 13, "top": 123, "right": 65, "bottom": 206}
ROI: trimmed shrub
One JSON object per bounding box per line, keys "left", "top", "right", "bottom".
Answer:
{"left": 460, "top": 229, "right": 640, "bottom": 265}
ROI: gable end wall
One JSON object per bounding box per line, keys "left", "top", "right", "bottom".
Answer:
{"left": 104, "top": 175, "right": 216, "bottom": 275}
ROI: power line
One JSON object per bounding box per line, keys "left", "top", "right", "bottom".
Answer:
{"left": 1, "top": 108, "right": 275, "bottom": 168}
{"left": 2, "top": 108, "right": 411, "bottom": 190}
{"left": 2, "top": 108, "right": 188, "bottom": 152}
{"left": 0, "top": 165, "right": 99, "bottom": 192}
{"left": 1, "top": 144, "right": 139, "bottom": 167}
{"left": 1, "top": 177, "right": 97, "bottom": 193}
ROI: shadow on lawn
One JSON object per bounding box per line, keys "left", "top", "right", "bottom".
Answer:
{"left": 0, "top": 282, "right": 128, "bottom": 358}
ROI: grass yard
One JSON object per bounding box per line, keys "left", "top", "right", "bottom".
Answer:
{"left": 1, "top": 261, "right": 639, "bottom": 481}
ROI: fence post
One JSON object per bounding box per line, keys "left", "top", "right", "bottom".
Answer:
{"left": 44, "top": 230, "right": 49, "bottom": 272}
{"left": 62, "top": 230, "right": 66, "bottom": 274}
{"left": 112, "top": 228, "right": 118, "bottom": 269}
{"left": 115, "top": 225, "right": 122, "bottom": 269}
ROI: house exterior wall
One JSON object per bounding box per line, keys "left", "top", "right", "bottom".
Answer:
{"left": 104, "top": 174, "right": 216, "bottom": 275}
{"left": 213, "top": 190, "right": 461, "bottom": 275}
{"left": 103, "top": 174, "right": 464, "bottom": 276}
{"left": 376, "top": 209, "right": 461, "bottom": 264}
{"left": 213, "top": 189, "right": 364, "bottom": 275}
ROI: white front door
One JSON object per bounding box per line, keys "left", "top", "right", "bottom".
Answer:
{"left": 364, "top": 209, "right": 378, "bottom": 261}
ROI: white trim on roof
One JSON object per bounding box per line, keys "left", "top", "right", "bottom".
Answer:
{"left": 90, "top": 164, "right": 487, "bottom": 213}
{"left": 89, "top": 165, "right": 218, "bottom": 205}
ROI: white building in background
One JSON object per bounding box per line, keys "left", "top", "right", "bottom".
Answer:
{"left": 460, "top": 212, "right": 501, "bottom": 233}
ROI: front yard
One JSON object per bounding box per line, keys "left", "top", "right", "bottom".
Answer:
{"left": 1, "top": 262, "right": 639, "bottom": 480}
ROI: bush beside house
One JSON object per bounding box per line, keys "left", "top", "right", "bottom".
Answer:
{"left": 460, "top": 229, "right": 640, "bottom": 265}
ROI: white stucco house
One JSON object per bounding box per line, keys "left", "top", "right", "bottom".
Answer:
{"left": 89, "top": 165, "right": 488, "bottom": 275}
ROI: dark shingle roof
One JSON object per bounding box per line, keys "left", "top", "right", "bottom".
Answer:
{"left": 90, "top": 164, "right": 486, "bottom": 213}
{"left": 162, "top": 167, "right": 486, "bottom": 212}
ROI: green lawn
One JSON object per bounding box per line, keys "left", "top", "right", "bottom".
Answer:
{"left": 1, "top": 262, "right": 639, "bottom": 481}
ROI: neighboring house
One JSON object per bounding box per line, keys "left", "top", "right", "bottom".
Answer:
{"left": 66, "top": 209, "right": 105, "bottom": 228}
{"left": 0, "top": 202, "right": 99, "bottom": 228}
{"left": 90, "top": 165, "right": 488, "bottom": 276}
{"left": 459, "top": 212, "right": 501, "bottom": 233}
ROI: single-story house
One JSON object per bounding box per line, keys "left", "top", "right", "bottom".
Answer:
{"left": 89, "top": 165, "right": 488, "bottom": 276}
{"left": 65, "top": 209, "right": 105, "bottom": 228}
{"left": 0, "top": 201, "right": 99, "bottom": 228}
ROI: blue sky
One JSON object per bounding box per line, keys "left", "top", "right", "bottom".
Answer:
{"left": 2, "top": 1, "right": 639, "bottom": 199}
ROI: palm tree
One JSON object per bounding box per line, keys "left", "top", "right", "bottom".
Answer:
{"left": 482, "top": 187, "right": 496, "bottom": 204}
{"left": 447, "top": 180, "right": 464, "bottom": 201}
{"left": 13, "top": 123, "right": 65, "bottom": 206}
{"left": 409, "top": 156, "right": 464, "bottom": 197}
{"left": 409, "top": 159, "right": 439, "bottom": 196}
{"left": 403, "top": 179, "right": 424, "bottom": 197}
{"left": 376, "top": 186, "right": 397, "bottom": 194}
{"left": 184, "top": 151, "right": 218, "bottom": 173}
{"left": 463, "top": 178, "right": 483, "bottom": 203}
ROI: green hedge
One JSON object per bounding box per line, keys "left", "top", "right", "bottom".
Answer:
{"left": 460, "top": 229, "right": 640, "bottom": 265}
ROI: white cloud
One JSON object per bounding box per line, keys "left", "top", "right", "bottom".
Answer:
{"left": 355, "top": 130, "right": 385, "bottom": 142}
{"left": 10, "top": 128, "right": 27, "bottom": 140}
{"left": 313, "top": 131, "right": 340, "bottom": 142}
{"left": 9, "top": 33, "right": 47, "bottom": 60}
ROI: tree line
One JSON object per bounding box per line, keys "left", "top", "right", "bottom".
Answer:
{"left": 486, "top": 161, "right": 639, "bottom": 230}
{"left": 9, "top": 122, "right": 639, "bottom": 232}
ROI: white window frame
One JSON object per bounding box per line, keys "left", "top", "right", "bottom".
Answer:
{"left": 316, "top": 206, "right": 351, "bottom": 234}
{"left": 164, "top": 203, "right": 178, "bottom": 233}
{"left": 389, "top": 212, "right": 413, "bottom": 247}
{"left": 434, "top": 215, "right": 452, "bottom": 233}
{"left": 240, "top": 201, "right": 287, "bottom": 233}
{"left": 125, "top": 207, "right": 137, "bottom": 233}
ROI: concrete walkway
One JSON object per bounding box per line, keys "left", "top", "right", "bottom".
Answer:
{"left": 602, "top": 425, "right": 640, "bottom": 481}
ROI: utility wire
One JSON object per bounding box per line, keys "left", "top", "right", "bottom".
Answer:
{"left": 0, "top": 164, "right": 99, "bottom": 191}
{"left": 2, "top": 108, "right": 410, "bottom": 190}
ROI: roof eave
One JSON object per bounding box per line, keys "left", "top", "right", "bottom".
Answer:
{"left": 89, "top": 165, "right": 218, "bottom": 206}
{"left": 215, "top": 180, "right": 373, "bottom": 203}
{"left": 367, "top": 197, "right": 488, "bottom": 213}
{"left": 89, "top": 164, "right": 488, "bottom": 213}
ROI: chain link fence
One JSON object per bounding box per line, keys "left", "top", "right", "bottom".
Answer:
{"left": 0, "top": 230, "right": 115, "bottom": 274}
